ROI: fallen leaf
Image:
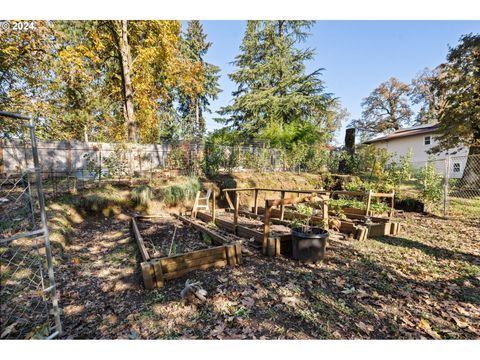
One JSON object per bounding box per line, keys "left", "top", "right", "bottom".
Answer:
{"left": 357, "top": 322, "right": 374, "bottom": 334}
{"left": 418, "top": 319, "right": 442, "bottom": 339}
{"left": 217, "top": 276, "right": 228, "bottom": 283}
{"left": 341, "top": 286, "right": 356, "bottom": 295}
{"left": 281, "top": 296, "right": 300, "bottom": 307}
{"left": 241, "top": 297, "right": 255, "bottom": 308}
{"left": 451, "top": 316, "right": 468, "bottom": 329}
{"left": 335, "top": 277, "right": 346, "bottom": 287}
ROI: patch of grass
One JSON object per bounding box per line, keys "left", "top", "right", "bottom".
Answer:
{"left": 162, "top": 177, "right": 201, "bottom": 206}
{"left": 448, "top": 196, "right": 480, "bottom": 218}
{"left": 131, "top": 185, "right": 153, "bottom": 207}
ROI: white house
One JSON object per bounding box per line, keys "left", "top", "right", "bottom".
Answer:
{"left": 363, "top": 123, "right": 469, "bottom": 178}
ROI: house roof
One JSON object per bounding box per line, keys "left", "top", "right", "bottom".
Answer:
{"left": 363, "top": 123, "right": 440, "bottom": 144}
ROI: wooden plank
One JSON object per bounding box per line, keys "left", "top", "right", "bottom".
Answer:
{"left": 332, "top": 190, "right": 366, "bottom": 197}
{"left": 225, "top": 244, "right": 236, "bottom": 265}
{"left": 237, "top": 225, "right": 264, "bottom": 243}
{"left": 214, "top": 217, "right": 236, "bottom": 232}
{"left": 161, "top": 243, "right": 226, "bottom": 263}
{"left": 141, "top": 262, "right": 155, "bottom": 289}
{"left": 370, "top": 192, "right": 395, "bottom": 198}
{"left": 212, "top": 190, "right": 216, "bottom": 222}
{"left": 175, "top": 214, "right": 229, "bottom": 245}
{"left": 279, "top": 191, "right": 285, "bottom": 221}
{"left": 224, "top": 190, "right": 234, "bottom": 209}
{"left": 234, "top": 192, "right": 239, "bottom": 234}
{"left": 196, "top": 211, "right": 213, "bottom": 223}
{"left": 162, "top": 259, "right": 228, "bottom": 280}
{"left": 234, "top": 242, "right": 242, "bottom": 265}
{"left": 262, "top": 201, "right": 271, "bottom": 256}
{"left": 152, "top": 260, "right": 164, "bottom": 288}
{"left": 343, "top": 208, "right": 367, "bottom": 216}
{"left": 131, "top": 217, "right": 150, "bottom": 261}
{"left": 160, "top": 250, "right": 226, "bottom": 273}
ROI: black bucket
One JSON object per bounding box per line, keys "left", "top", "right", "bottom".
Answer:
{"left": 291, "top": 227, "right": 329, "bottom": 262}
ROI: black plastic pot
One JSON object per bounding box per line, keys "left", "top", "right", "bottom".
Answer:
{"left": 291, "top": 227, "right": 329, "bottom": 262}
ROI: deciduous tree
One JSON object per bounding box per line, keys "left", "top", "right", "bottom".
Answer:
{"left": 351, "top": 77, "right": 413, "bottom": 139}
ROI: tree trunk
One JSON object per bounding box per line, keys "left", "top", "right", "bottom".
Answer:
{"left": 115, "top": 20, "right": 137, "bottom": 143}
{"left": 195, "top": 98, "right": 200, "bottom": 136}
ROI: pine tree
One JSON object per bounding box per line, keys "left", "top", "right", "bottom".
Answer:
{"left": 177, "top": 21, "right": 221, "bottom": 140}
{"left": 217, "top": 21, "right": 335, "bottom": 145}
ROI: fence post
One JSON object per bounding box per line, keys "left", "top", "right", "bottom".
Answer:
{"left": 443, "top": 155, "right": 450, "bottom": 217}
{"left": 98, "top": 148, "right": 102, "bottom": 186}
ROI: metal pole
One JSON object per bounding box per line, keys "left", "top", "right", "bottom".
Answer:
{"left": 444, "top": 155, "right": 450, "bottom": 217}
{"left": 28, "top": 116, "right": 63, "bottom": 336}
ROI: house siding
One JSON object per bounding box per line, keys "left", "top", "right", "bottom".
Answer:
{"left": 370, "top": 133, "right": 469, "bottom": 178}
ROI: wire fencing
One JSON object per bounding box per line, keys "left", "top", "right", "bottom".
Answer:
{"left": 386, "top": 154, "right": 479, "bottom": 219}
{"left": 0, "top": 112, "right": 62, "bottom": 339}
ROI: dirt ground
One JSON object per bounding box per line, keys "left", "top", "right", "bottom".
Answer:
{"left": 56, "top": 211, "right": 479, "bottom": 339}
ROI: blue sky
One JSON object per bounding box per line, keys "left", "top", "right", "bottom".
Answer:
{"left": 188, "top": 21, "right": 480, "bottom": 144}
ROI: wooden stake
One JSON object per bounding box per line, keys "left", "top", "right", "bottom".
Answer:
{"left": 279, "top": 191, "right": 286, "bottom": 221}
{"left": 234, "top": 192, "right": 239, "bottom": 234}
{"left": 253, "top": 188, "right": 259, "bottom": 215}
{"left": 212, "top": 190, "right": 216, "bottom": 223}
{"left": 262, "top": 200, "right": 271, "bottom": 256}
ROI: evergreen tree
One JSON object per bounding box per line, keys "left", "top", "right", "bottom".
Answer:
{"left": 217, "top": 21, "right": 335, "bottom": 146}
{"left": 178, "top": 21, "right": 221, "bottom": 140}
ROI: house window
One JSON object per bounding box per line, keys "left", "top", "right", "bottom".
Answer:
{"left": 453, "top": 162, "right": 461, "bottom": 173}
{"left": 424, "top": 136, "right": 431, "bottom": 145}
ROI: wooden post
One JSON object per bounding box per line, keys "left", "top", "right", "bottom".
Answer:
{"left": 322, "top": 196, "right": 329, "bottom": 229}
{"left": 253, "top": 188, "right": 259, "bottom": 215}
{"left": 234, "top": 191, "right": 239, "bottom": 234}
{"left": 212, "top": 190, "right": 216, "bottom": 223}
{"left": 279, "top": 191, "right": 285, "bottom": 221}
{"left": 366, "top": 190, "right": 372, "bottom": 216}
{"left": 66, "top": 141, "right": 72, "bottom": 176}
{"left": 389, "top": 190, "right": 395, "bottom": 219}
{"left": 262, "top": 200, "right": 271, "bottom": 256}
{"left": 225, "top": 190, "right": 235, "bottom": 209}
{"left": 192, "top": 191, "right": 200, "bottom": 218}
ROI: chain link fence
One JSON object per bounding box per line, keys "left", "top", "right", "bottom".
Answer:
{"left": 390, "top": 154, "right": 479, "bottom": 219}
{"left": 0, "top": 112, "right": 62, "bottom": 339}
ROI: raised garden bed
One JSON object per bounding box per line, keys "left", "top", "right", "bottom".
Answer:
{"left": 194, "top": 209, "right": 292, "bottom": 250}
{"left": 131, "top": 214, "right": 242, "bottom": 289}
{"left": 255, "top": 206, "right": 369, "bottom": 241}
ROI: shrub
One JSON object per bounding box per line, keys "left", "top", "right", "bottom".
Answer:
{"left": 131, "top": 185, "right": 153, "bottom": 207}
{"left": 163, "top": 177, "right": 201, "bottom": 207}
{"left": 416, "top": 161, "right": 443, "bottom": 212}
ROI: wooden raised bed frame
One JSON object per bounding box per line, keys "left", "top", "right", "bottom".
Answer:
{"left": 131, "top": 215, "right": 242, "bottom": 289}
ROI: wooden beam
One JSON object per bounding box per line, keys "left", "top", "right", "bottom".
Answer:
{"left": 366, "top": 190, "right": 372, "bottom": 216}
{"left": 253, "top": 188, "right": 259, "bottom": 215}
{"left": 131, "top": 217, "right": 150, "bottom": 261}
{"left": 262, "top": 200, "right": 271, "bottom": 256}
{"left": 212, "top": 190, "right": 216, "bottom": 223}
{"left": 225, "top": 190, "right": 234, "bottom": 210}
{"left": 175, "top": 214, "right": 229, "bottom": 245}
{"left": 234, "top": 192, "right": 239, "bottom": 234}
{"left": 279, "top": 191, "right": 285, "bottom": 221}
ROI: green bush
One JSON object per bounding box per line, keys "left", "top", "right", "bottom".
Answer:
{"left": 416, "top": 161, "right": 443, "bottom": 211}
